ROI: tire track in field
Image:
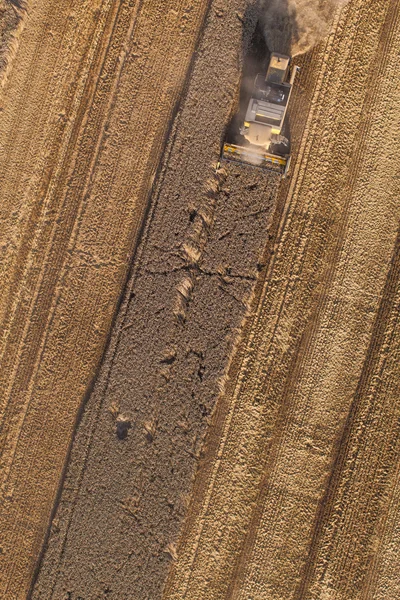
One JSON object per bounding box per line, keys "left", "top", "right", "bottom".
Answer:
{"left": 0, "top": 0, "right": 117, "bottom": 407}
{"left": 0, "top": 0, "right": 27, "bottom": 88}
{"left": 298, "top": 223, "right": 400, "bottom": 600}
{"left": 294, "top": 3, "right": 400, "bottom": 597}
{"left": 0, "top": 0, "right": 103, "bottom": 334}
{"left": 364, "top": 440, "right": 400, "bottom": 600}
{"left": 0, "top": 0, "right": 122, "bottom": 487}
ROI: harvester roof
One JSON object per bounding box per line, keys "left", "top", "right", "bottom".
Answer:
{"left": 266, "top": 53, "right": 290, "bottom": 84}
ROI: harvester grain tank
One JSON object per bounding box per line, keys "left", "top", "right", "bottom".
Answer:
{"left": 220, "top": 53, "right": 299, "bottom": 176}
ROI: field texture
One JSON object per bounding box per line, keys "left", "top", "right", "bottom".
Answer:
{"left": 33, "top": 0, "right": 400, "bottom": 599}
{"left": 0, "top": 0, "right": 210, "bottom": 597}
{"left": 2, "top": 0, "right": 400, "bottom": 599}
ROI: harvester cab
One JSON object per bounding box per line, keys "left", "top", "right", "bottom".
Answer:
{"left": 220, "top": 53, "right": 299, "bottom": 177}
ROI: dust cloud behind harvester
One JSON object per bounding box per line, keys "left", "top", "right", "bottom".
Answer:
{"left": 258, "top": 0, "right": 350, "bottom": 56}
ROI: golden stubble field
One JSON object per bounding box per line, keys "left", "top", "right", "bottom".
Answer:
{"left": 0, "top": 0, "right": 210, "bottom": 597}
{"left": 1, "top": 0, "right": 400, "bottom": 599}
{"left": 164, "top": 1, "right": 400, "bottom": 599}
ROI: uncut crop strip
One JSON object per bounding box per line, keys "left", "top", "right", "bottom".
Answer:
{"left": 31, "top": 3, "right": 278, "bottom": 598}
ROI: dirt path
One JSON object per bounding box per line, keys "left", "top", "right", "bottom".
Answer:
{"left": 163, "top": 0, "right": 400, "bottom": 599}
{"left": 0, "top": 0, "right": 210, "bottom": 597}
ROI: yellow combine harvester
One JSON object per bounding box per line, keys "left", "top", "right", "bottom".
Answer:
{"left": 220, "top": 53, "right": 299, "bottom": 177}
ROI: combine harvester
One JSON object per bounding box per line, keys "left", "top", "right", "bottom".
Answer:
{"left": 220, "top": 53, "right": 299, "bottom": 177}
